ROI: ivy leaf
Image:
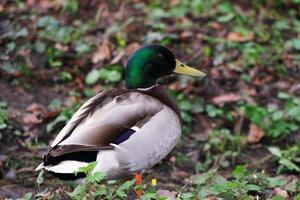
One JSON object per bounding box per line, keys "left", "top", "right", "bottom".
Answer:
{"left": 268, "top": 147, "right": 282, "bottom": 158}
{"left": 116, "top": 179, "right": 135, "bottom": 198}
{"left": 23, "top": 192, "right": 32, "bottom": 200}
{"left": 86, "top": 172, "right": 105, "bottom": 183}
{"left": 180, "top": 192, "right": 194, "bottom": 200}
{"left": 95, "top": 187, "right": 107, "bottom": 197}
{"left": 246, "top": 184, "right": 260, "bottom": 191}
{"left": 213, "top": 182, "right": 227, "bottom": 194}
{"left": 98, "top": 68, "right": 122, "bottom": 83}
{"left": 272, "top": 196, "right": 285, "bottom": 200}
{"left": 290, "top": 38, "right": 300, "bottom": 50}
{"left": 36, "top": 170, "right": 44, "bottom": 187}
{"left": 37, "top": 16, "right": 59, "bottom": 28}
{"left": 35, "top": 41, "right": 46, "bottom": 53}
{"left": 217, "top": 13, "right": 234, "bottom": 22}
{"left": 232, "top": 165, "right": 250, "bottom": 179}
{"left": 277, "top": 92, "right": 290, "bottom": 99}
{"left": 48, "top": 99, "right": 61, "bottom": 110}
{"left": 0, "top": 123, "right": 7, "bottom": 130}
{"left": 287, "top": 106, "right": 300, "bottom": 121}
{"left": 78, "top": 161, "right": 96, "bottom": 175}
{"left": 118, "top": 179, "right": 135, "bottom": 191}
{"left": 244, "top": 105, "right": 267, "bottom": 127}
{"left": 75, "top": 41, "right": 91, "bottom": 55}
{"left": 15, "top": 27, "right": 29, "bottom": 38}
{"left": 106, "top": 70, "right": 122, "bottom": 83}
{"left": 46, "top": 114, "right": 68, "bottom": 133}
{"left": 67, "top": 184, "right": 86, "bottom": 199}
{"left": 279, "top": 158, "right": 300, "bottom": 172}
{"left": 85, "top": 69, "right": 100, "bottom": 85}
{"left": 178, "top": 99, "right": 192, "bottom": 111}
{"left": 268, "top": 177, "right": 287, "bottom": 187}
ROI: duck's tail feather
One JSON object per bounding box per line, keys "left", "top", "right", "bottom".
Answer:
{"left": 35, "top": 163, "right": 44, "bottom": 171}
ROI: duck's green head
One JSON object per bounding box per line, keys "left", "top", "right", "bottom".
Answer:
{"left": 126, "top": 45, "right": 206, "bottom": 89}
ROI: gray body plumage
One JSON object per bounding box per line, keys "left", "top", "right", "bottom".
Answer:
{"left": 36, "top": 86, "right": 181, "bottom": 179}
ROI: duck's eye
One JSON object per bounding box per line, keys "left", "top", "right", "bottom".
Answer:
{"left": 158, "top": 53, "right": 163, "bottom": 58}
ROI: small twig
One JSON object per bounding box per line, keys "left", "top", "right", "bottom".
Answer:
{"left": 245, "top": 154, "right": 273, "bottom": 168}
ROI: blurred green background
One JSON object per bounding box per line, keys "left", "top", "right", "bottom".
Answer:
{"left": 0, "top": 0, "right": 299, "bottom": 199}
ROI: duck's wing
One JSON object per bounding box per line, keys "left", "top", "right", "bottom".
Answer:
{"left": 42, "top": 89, "right": 164, "bottom": 166}
{"left": 50, "top": 89, "right": 122, "bottom": 147}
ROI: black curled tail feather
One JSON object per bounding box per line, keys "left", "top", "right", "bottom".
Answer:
{"left": 43, "top": 146, "right": 98, "bottom": 166}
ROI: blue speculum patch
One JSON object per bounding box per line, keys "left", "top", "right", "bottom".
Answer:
{"left": 115, "top": 129, "right": 136, "bottom": 144}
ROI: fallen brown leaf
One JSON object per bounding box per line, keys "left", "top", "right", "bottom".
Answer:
{"left": 176, "top": 170, "right": 189, "bottom": 178}
{"left": 23, "top": 113, "right": 41, "bottom": 125}
{"left": 75, "top": 77, "right": 85, "bottom": 90}
{"left": 18, "top": 48, "right": 35, "bottom": 69}
{"left": 0, "top": 154, "right": 7, "bottom": 169}
{"left": 43, "top": 110, "right": 60, "bottom": 121}
{"left": 26, "top": 103, "right": 44, "bottom": 113}
{"left": 110, "top": 51, "right": 124, "bottom": 65}
{"left": 92, "top": 42, "right": 111, "bottom": 64}
{"left": 210, "top": 22, "right": 222, "bottom": 30}
{"left": 26, "top": 103, "right": 45, "bottom": 117}
{"left": 196, "top": 33, "right": 204, "bottom": 40}
{"left": 210, "top": 68, "right": 221, "bottom": 79}
{"left": 125, "top": 42, "right": 141, "bottom": 56}
{"left": 157, "top": 190, "right": 176, "bottom": 200}
{"left": 55, "top": 43, "right": 69, "bottom": 52}
{"left": 169, "top": 156, "right": 176, "bottom": 164}
{"left": 274, "top": 187, "right": 289, "bottom": 198}
{"left": 38, "top": 0, "right": 54, "bottom": 9}
{"left": 26, "top": 0, "right": 34, "bottom": 6}
{"left": 206, "top": 196, "right": 217, "bottom": 200}
{"left": 27, "top": 0, "right": 55, "bottom": 10}
{"left": 226, "top": 32, "right": 253, "bottom": 42}
{"left": 234, "top": 115, "right": 244, "bottom": 134}
{"left": 212, "top": 93, "right": 241, "bottom": 106}
{"left": 180, "top": 31, "right": 193, "bottom": 40}
{"left": 170, "top": 0, "right": 180, "bottom": 6}
{"left": 247, "top": 123, "right": 264, "bottom": 143}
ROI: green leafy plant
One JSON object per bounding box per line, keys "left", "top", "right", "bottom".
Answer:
{"left": 168, "top": 90, "right": 204, "bottom": 134}
{"left": 179, "top": 166, "right": 299, "bottom": 200}
{"left": 61, "top": 0, "right": 78, "bottom": 13}
{"left": 217, "top": 1, "right": 236, "bottom": 23}
{"left": 268, "top": 145, "right": 300, "bottom": 173}
{"left": 85, "top": 65, "right": 123, "bottom": 85}
{"left": 46, "top": 45, "right": 63, "bottom": 67}
{"left": 241, "top": 42, "right": 267, "bottom": 67}
{"left": 205, "top": 104, "right": 234, "bottom": 121}
{"left": 48, "top": 99, "right": 62, "bottom": 111}
{"left": 36, "top": 170, "right": 44, "bottom": 190}
{"left": 0, "top": 59, "right": 31, "bottom": 77}
{"left": 68, "top": 162, "right": 136, "bottom": 200}
{"left": 190, "top": 169, "right": 261, "bottom": 199}
{"left": 59, "top": 71, "right": 73, "bottom": 81}
{"left": 202, "top": 128, "right": 242, "bottom": 170}
{"left": 33, "top": 164, "right": 299, "bottom": 199}
{"left": 36, "top": 15, "right": 94, "bottom": 67}
{"left": 244, "top": 92, "right": 300, "bottom": 138}
{"left": 0, "top": 101, "right": 8, "bottom": 132}
{"left": 17, "top": 192, "right": 32, "bottom": 200}
{"left": 47, "top": 103, "right": 80, "bottom": 133}
{"left": 37, "top": 16, "right": 83, "bottom": 44}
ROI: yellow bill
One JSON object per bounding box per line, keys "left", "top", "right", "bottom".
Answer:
{"left": 174, "top": 59, "right": 206, "bottom": 77}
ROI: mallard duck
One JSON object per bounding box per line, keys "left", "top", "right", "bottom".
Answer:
{"left": 36, "top": 45, "right": 205, "bottom": 194}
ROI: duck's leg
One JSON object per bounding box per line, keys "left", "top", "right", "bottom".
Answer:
{"left": 134, "top": 172, "right": 143, "bottom": 198}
